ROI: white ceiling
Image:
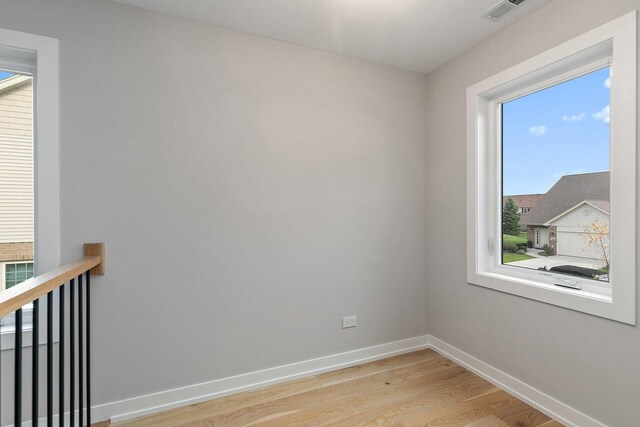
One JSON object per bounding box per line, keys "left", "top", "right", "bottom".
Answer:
{"left": 111, "top": 0, "right": 551, "bottom": 74}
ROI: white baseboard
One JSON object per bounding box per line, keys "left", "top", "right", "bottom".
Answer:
{"left": 426, "top": 335, "right": 606, "bottom": 427}
{"left": 94, "top": 335, "right": 430, "bottom": 423}
{"left": 77, "top": 334, "right": 603, "bottom": 426}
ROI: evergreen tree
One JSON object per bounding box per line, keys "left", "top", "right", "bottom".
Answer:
{"left": 503, "top": 197, "right": 521, "bottom": 236}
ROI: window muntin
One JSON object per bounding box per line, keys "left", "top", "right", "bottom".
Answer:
{"left": 4, "top": 262, "right": 34, "bottom": 290}
{"left": 500, "top": 67, "right": 610, "bottom": 283}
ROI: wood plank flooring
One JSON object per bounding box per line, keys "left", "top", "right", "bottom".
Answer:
{"left": 112, "top": 349, "right": 562, "bottom": 426}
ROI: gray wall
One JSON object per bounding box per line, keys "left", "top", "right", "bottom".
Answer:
{"left": 0, "top": 0, "right": 428, "bottom": 421}
{"left": 423, "top": 0, "right": 640, "bottom": 425}
{"left": 3, "top": 0, "right": 639, "bottom": 425}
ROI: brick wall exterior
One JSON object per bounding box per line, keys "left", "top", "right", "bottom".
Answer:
{"left": 0, "top": 242, "right": 34, "bottom": 262}
{"left": 548, "top": 226, "right": 557, "bottom": 255}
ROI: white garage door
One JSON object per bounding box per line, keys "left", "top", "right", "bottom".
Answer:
{"left": 557, "top": 231, "right": 596, "bottom": 258}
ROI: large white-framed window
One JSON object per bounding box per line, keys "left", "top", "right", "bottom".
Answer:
{"left": 467, "top": 12, "right": 636, "bottom": 324}
{"left": 0, "top": 28, "right": 60, "bottom": 347}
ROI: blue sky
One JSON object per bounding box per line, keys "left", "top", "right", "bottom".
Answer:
{"left": 0, "top": 70, "right": 14, "bottom": 81}
{"left": 503, "top": 67, "right": 610, "bottom": 195}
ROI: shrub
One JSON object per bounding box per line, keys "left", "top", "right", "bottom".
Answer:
{"left": 503, "top": 242, "right": 519, "bottom": 253}
{"left": 540, "top": 244, "right": 553, "bottom": 256}
{"left": 517, "top": 249, "right": 526, "bottom": 254}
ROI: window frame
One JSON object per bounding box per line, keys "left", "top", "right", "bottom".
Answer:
{"left": 2, "top": 261, "right": 35, "bottom": 291}
{"left": 0, "top": 28, "right": 60, "bottom": 347}
{"left": 466, "top": 11, "right": 636, "bottom": 324}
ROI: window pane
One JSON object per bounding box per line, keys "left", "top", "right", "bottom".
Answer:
{"left": 0, "top": 70, "right": 34, "bottom": 292}
{"left": 502, "top": 67, "right": 610, "bottom": 283}
{"left": 5, "top": 262, "right": 34, "bottom": 289}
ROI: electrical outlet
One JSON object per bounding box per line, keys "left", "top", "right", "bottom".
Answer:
{"left": 342, "top": 315, "right": 357, "bottom": 329}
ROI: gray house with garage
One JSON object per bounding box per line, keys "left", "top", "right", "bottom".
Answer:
{"left": 523, "top": 172, "right": 609, "bottom": 258}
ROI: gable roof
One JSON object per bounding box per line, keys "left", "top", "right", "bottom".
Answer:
{"left": 0, "top": 75, "right": 31, "bottom": 95}
{"left": 545, "top": 200, "right": 609, "bottom": 225}
{"left": 523, "top": 172, "right": 610, "bottom": 226}
{"left": 502, "top": 194, "right": 544, "bottom": 208}
{"left": 584, "top": 199, "right": 609, "bottom": 214}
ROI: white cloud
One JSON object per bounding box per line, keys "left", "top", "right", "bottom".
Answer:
{"left": 562, "top": 113, "right": 585, "bottom": 122}
{"left": 592, "top": 105, "right": 610, "bottom": 123}
{"left": 604, "top": 72, "right": 611, "bottom": 89}
{"left": 528, "top": 125, "right": 547, "bottom": 136}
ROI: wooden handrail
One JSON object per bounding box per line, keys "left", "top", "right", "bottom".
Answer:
{"left": 0, "top": 243, "right": 104, "bottom": 318}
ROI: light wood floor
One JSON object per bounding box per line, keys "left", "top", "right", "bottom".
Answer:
{"left": 111, "top": 349, "right": 563, "bottom": 427}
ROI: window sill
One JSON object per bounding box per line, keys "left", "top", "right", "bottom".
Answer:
{"left": 1, "top": 306, "right": 60, "bottom": 350}
{"left": 467, "top": 269, "right": 636, "bottom": 324}
{"left": 476, "top": 270, "right": 610, "bottom": 301}
{"left": 1, "top": 328, "right": 60, "bottom": 350}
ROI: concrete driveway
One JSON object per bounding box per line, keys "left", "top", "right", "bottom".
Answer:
{"left": 507, "top": 254, "right": 606, "bottom": 270}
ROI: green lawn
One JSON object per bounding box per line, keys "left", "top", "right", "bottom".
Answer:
{"left": 503, "top": 252, "right": 534, "bottom": 263}
{"left": 502, "top": 232, "right": 528, "bottom": 246}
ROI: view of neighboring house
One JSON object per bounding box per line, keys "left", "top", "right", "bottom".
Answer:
{"left": 0, "top": 74, "right": 34, "bottom": 291}
{"left": 502, "top": 193, "right": 544, "bottom": 226}
{"left": 522, "top": 172, "right": 609, "bottom": 257}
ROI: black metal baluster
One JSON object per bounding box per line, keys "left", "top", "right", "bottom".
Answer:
{"left": 86, "top": 271, "right": 91, "bottom": 427}
{"left": 78, "top": 274, "right": 84, "bottom": 426}
{"left": 58, "top": 285, "right": 65, "bottom": 427}
{"left": 70, "top": 278, "right": 75, "bottom": 427}
{"left": 47, "top": 291, "right": 54, "bottom": 426}
{"left": 33, "top": 298, "right": 40, "bottom": 427}
{"left": 0, "top": 256, "right": 101, "bottom": 427}
{"left": 15, "top": 308, "right": 23, "bottom": 426}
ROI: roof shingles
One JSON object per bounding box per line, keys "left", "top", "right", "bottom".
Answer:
{"left": 522, "top": 172, "right": 610, "bottom": 226}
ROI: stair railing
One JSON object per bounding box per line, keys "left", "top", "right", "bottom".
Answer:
{"left": 0, "top": 243, "right": 105, "bottom": 427}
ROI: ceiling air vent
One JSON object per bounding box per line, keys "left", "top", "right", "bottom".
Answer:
{"left": 482, "top": 0, "right": 527, "bottom": 22}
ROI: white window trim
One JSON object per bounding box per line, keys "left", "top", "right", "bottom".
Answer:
{"left": 0, "top": 28, "right": 60, "bottom": 348}
{"left": 467, "top": 11, "right": 636, "bottom": 324}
